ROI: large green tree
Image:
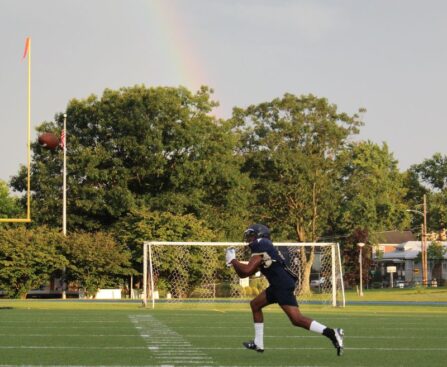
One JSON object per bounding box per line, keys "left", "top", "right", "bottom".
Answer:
{"left": 0, "top": 226, "right": 67, "bottom": 298}
{"left": 405, "top": 153, "right": 447, "bottom": 231}
{"left": 114, "top": 209, "right": 222, "bottom": 295}
{"left": 427, "top": 241, "right": 447, "bottom": 283}
{"left": 233, "top": 94, "right": 363, "bottom": 293}
{"left": 335, "top": 141, "right": 409, "bottom": 235}
{"left": 415, "top": 241, "right": 447, "bottom": 283}
{"left": 334, "top": 142, "right": 410, "bottom": 287}
{"left": 114, "top": 208, "right": 217, "bottom": 268}
{"left": 341, "top": 228, "right": 372, "bottom": 288}
{"left": 61, "top": 231, "right": 133, "bottom": 296}
{"left": 411, "top": 153, "right": 447, "bottom": 191}
{"left": 11, "top": 85, "right": 250, "bottom": 238}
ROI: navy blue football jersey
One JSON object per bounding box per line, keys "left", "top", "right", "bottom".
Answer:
{"left": 249, "top": 238, "right": 296, "bottom": 289}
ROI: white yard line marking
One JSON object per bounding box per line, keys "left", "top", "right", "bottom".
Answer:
{"left": 0, "top": 345, "right": 446, "bottom": 352}
{"left": 129, "top": 314, "right": 215, "bottom": 366}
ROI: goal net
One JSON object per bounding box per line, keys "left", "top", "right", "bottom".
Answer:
{"left": 142, "top": 241, "right": 345, "bottom": 308}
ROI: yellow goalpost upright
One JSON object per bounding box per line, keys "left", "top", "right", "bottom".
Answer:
{"left": 0, "top": 37, "right": 32, "bottom": 223}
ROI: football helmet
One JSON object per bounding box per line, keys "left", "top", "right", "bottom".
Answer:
{"left": 243, "top": 223, "right": 271, "bottom": 242}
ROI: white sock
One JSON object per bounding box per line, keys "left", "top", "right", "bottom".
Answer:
{"left": 254, "top": 323, "right": 264, "bottom": 349}
{"left": 309, "top": 320, "right": 327, "bottom": 334}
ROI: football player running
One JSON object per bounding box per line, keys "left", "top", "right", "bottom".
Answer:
{"left": 226, "top": 224, "right": 344, "bottom": 355}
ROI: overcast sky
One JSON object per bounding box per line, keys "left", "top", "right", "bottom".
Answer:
{"left": 1, "top": 0, "right": 446, "bottom": 183}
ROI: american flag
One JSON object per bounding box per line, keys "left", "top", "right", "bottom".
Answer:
{"left": 60, "top": 129, "right": 66, "bottom": 149}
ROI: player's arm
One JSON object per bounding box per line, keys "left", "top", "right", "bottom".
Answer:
{"left": 230, "top": 255, "right": 262, "bottom": 278}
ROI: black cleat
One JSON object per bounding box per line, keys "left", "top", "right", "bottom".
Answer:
{"left": 243, "top": 340, "right": 264, "bottom": 353}
{"left": 333, "top": 328, "right": 344, "bottom": 356}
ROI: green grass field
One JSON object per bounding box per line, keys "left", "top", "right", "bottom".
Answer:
{"left": 1, "top": 294, "right": 447, "bottom": 367}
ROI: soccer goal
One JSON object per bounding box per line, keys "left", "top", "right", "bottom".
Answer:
{"left": 142, "top": 241, "right": 345, "bottom": 308}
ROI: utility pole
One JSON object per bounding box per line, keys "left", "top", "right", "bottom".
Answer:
{"left": 406, "top": 195, "right": 429, "bottom": 287}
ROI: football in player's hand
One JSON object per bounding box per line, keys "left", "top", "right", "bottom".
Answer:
{"left": 38, "top": 132, "right": 60, "bottom": 150}
{"left": 225, "top": 247, "right": 236, "bottom": 266}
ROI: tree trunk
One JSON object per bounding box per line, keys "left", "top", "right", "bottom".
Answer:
{"left": 295, "top": 182, "right": 318, "bottom": 295}
{"left": 299, "top": 247, "right": 315, "bottom": 295}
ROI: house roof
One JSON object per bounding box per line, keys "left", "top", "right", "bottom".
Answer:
{"left": 379, "top": 241, "right": 447, "bottom": 260}
{"left": 376, "top": 230, "right": 417, "bottom": 244}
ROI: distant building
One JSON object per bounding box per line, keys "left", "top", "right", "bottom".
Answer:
{"left": 372, "top": 231, "right": 447, "bottom": 287}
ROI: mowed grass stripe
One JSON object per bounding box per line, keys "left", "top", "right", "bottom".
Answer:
{"left": 0, "top": 366, "right": 331, "bottom": 367}
{"left": 0, "top": 345, "right": 447, "bottom": 351}
{"left": 0, "top": 338, "right": 143, "bottom": 348}
{"left": 0, "top": 334, "right": 139, "bottom": 337}
{"left": 0, "top": 309, "right": 154, "bottom": 366}
{"left": 0, "top": 320, "right": 126, "bottom": 323}
{"left": 2, "top": 333, "right": 447, "bottom": 340}
{"left": 0, "top": 346, "right": 147, "bottom": 350}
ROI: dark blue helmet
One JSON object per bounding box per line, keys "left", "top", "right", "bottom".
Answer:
{"left": 243, "top": 223, "right": 271, "bottom": 242}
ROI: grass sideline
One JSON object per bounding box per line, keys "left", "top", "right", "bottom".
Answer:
{"left": 2, "top": 286, "right": 447, "bottom": 306}
{"left": 1, "top": 297, "right": 447, "bottom": 367}
{"left": 345, "top": 286, "right": 447, "bottom": 302}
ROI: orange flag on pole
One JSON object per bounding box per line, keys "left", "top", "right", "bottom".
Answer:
{"left": 22, "top": 37, "right": 30, "bottom": 60}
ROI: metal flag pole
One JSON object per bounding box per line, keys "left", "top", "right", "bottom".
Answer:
{"left": 26, "top": 37, "right": 31, "bottom": 221}
{"left": 62, "top": 113, "right": 67, "bottom": 299}
{"left": 62, "top": 114, "right": 67, "bottom": 236}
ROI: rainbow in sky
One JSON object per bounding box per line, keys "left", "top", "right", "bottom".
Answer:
{"left": 147, "top": 1, "right": 209, "bottom": 91}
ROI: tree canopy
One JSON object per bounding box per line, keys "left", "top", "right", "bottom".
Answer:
{"left": 335, "top": 141, "right": 409, "bottom": 236}
{"left": 11, "top": 85, "right": 250, "bottom": 239}
{"left": 0, "top": 226, "right": 67, "bottom": 298}
{"left": 406, "top": 153, "right": 447, "bottom": 231}
{"left": 61, "top": 231, "right": 133, "bottom": 296}
{"left": 234, "top": 94, "right": 363, "bottom": 242}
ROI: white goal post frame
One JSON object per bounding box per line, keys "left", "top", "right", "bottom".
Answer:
{"left": 143, "top": 241, "right": 345, "bottom": 309}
